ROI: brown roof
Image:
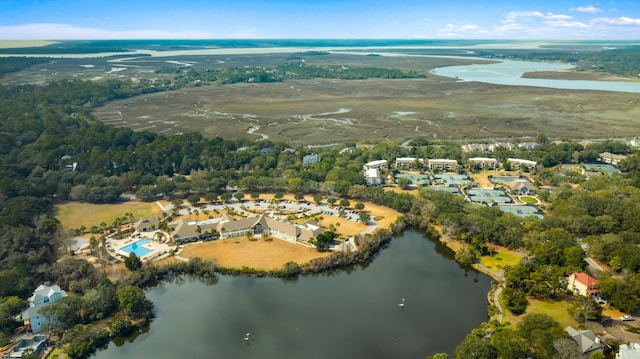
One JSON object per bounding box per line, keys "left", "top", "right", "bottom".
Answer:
{"left": 507, "top": 179, "right": 537, "bottom": 192}
{"left": 217, "top": 214, "right": 325, "bottom": 241}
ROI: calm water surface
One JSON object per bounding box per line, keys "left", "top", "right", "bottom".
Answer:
{"left": 431, "top": 59, "right": 640, "bottom": 93}
{"left": 93, "top": 230, "right": 491, "bottom": 359}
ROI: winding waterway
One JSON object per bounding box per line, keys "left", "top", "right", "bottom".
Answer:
{"left": 430, "top": 59, "right": 640, "bottom": 93}
{"left": 93, "top": 230, "right": 491, "bottom": 358}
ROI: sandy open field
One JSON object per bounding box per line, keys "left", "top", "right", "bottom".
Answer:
{"left": 179, "top": 237, "right": 330, "bottom": 270}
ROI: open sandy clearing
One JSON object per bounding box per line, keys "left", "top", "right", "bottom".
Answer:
{"left": 179, "top": 237, "right": 330, "bottom": 270}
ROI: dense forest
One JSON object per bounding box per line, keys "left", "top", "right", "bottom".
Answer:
{"left": 1, "top": 56, "right": 640, "bottom": 358}
{"left": 158, "top": 62, "right": 426, "bottom": 86}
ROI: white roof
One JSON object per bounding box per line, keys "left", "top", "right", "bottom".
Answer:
{"left": 619, "top": 344, "right": 640, "bottom": 359}
{"left": 366, "top": 160, "right": 387, "bottom": 167}
{"left": 469, "top": 157, "right": 497, "bottom": 162}
{"left": 429, "top": 159, "right": 458, "bottom": 163}
{"left": 508, "top": 158, "right": 537, "bottom": 165}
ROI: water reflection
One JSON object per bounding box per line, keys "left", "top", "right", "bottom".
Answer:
{"left": 94, "top": 230, "right": 491, "bottom": 359}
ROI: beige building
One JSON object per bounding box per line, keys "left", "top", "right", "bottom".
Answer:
{"left": 468, "top": 157, "right": 498, "bottom": 170}
{"left": 566, "top": 272, "right": 599, "bottom": 297}
{"left": 217, "top": 214, "right": 325, "bottom": 244}
{"left": 395, "top": 157, "right": 424, "bottom": 169}
{"left": 507, "top": 158, "right": 538, "bottom": 171}
{"left": 428, "top": 159, "right": 458, "bottom": 171}
{"left": 599, "top": 152, "right": 628, "bottom": 166}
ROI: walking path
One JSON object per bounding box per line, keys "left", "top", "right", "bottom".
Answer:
{"left": 493, "top": 286, "right": 504, "bottom": 323}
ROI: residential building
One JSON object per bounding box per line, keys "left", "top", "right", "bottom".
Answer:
{"left": 518, "top": 142, "right": 541, "bottom": 150}
{"left": 364, "top": 167, "right": 384, "bottom": 185}
{"left": 468, "top": 157, "right": 499, "bottom": 170}
{"left": 363, "top": 160, "right": 388, "bottom": 185}
{"left": 489, "top": 142, "right": 517, "bottom": 151}
{"left": 599, "top": 152, "right": 628, "bottom": 166}
{"left": 28, "top": 283, "right": 67, "bottom": 308}
{"left": 461, "top": 143, "right": 490, "bottom": 153}
{"left": 22, "top": 283, "right": 68, "bottom": 333}
{"left": 507, "top": 158, "right": 538, "bottom": 171}
{"left": 565, "top": 326, "right": 605, "bottom": 356}
{"left": 629, "top": 137, "right": 640, "bottom": 149}
{"left": 339, "top": 147, "right": 355, "bottom": 155}
{"left": 428, "top": 159, "right": 458, "bottom": 172}
{"left": 302, "top": 154, "right": 321, "bottom": 165}
{"left": 566, "top": 272, "right": 599, "bottom": 297}
{"left": 364, "top": 160, "right": 388, "bottom": 170}
{"left": 395, "top": 157, "right": 424, "bottom": 169}
{"left": 617, "top": 343, "right": 640, "bottom": 359}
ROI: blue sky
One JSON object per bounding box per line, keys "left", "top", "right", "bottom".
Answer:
{"left": 0, "top": 0, "right": 639, "bottom": 39}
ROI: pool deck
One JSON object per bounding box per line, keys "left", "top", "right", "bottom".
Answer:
{"left": 108, "top": 232, "right": 171, "bottom": 263}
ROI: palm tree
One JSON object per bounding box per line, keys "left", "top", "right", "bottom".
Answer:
{"left": 154, "top": 231, "right": 165, "bottom": 243}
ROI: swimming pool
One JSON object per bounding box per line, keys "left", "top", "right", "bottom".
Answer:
{"left": 119, "top": 239, "right": 152, "bottom": 257}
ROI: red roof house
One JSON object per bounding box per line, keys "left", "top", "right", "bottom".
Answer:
{"left": 566, "top": 272, "right": 599, "bottom": 297}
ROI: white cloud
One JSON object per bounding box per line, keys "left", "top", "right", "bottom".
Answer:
{"left": 573, "top": 5, "right": 603, "bottom": 13}
{"left": 592, "top": 16, "right": 640, "bottom": 25}
{"left": 436, "top": 23, "right": 489, "bottom": 37}
{"left": 546, "top": 20, "right": 588, "bottom": 28}
{"left": 495, "top": 10, "right": 586, "bottom": 36}
{"left": 503, "top": 11, "right": 545, "bottom": 24}
{"left": 0, "top": 23, "right": 214, "bottom": 40}
{"left": 546, "top": 13, "right": 573, "bottom": 20}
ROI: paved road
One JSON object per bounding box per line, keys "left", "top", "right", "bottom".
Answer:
{"left": 493, "top": 286, "right": 504, "bottom": 323}
{"left": 585, "top": 256, "right": 604, "bottom": 273}
{"left": 595, "top": 318, "right": 640, "bottom": 343}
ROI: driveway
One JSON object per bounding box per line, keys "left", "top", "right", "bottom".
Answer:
{"left": 595, "top": 318, "right": 640, "bottom": 343}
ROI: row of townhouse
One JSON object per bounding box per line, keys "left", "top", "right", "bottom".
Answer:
{"left": 367, "top": 158, "right": 461, "bottom": 172}
{"left": 364, "top": 156, "right": 539, "bottom": 184}
{"left": 468, "top": 157, "right": 538, "bottom": 171}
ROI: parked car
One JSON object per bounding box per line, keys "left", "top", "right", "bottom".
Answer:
{"left": 620, "top": 315, "right": 633, "bottom": 321}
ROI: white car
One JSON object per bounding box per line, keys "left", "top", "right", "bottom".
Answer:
{"left": 620, "top": 315, "right": 633, "bottom": 321}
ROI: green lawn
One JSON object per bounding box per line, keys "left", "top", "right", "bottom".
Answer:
{"left": 520, "top": 196, "right": 539, "bottom": 204}
{"left": 55, "top": 200, "right": 160, "bottom": 231}
{"left": 507, "top": 298, "right": 579, "bottom": 329}
{"left": 480, "top": 248, "right": 524, "bottom": 272}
